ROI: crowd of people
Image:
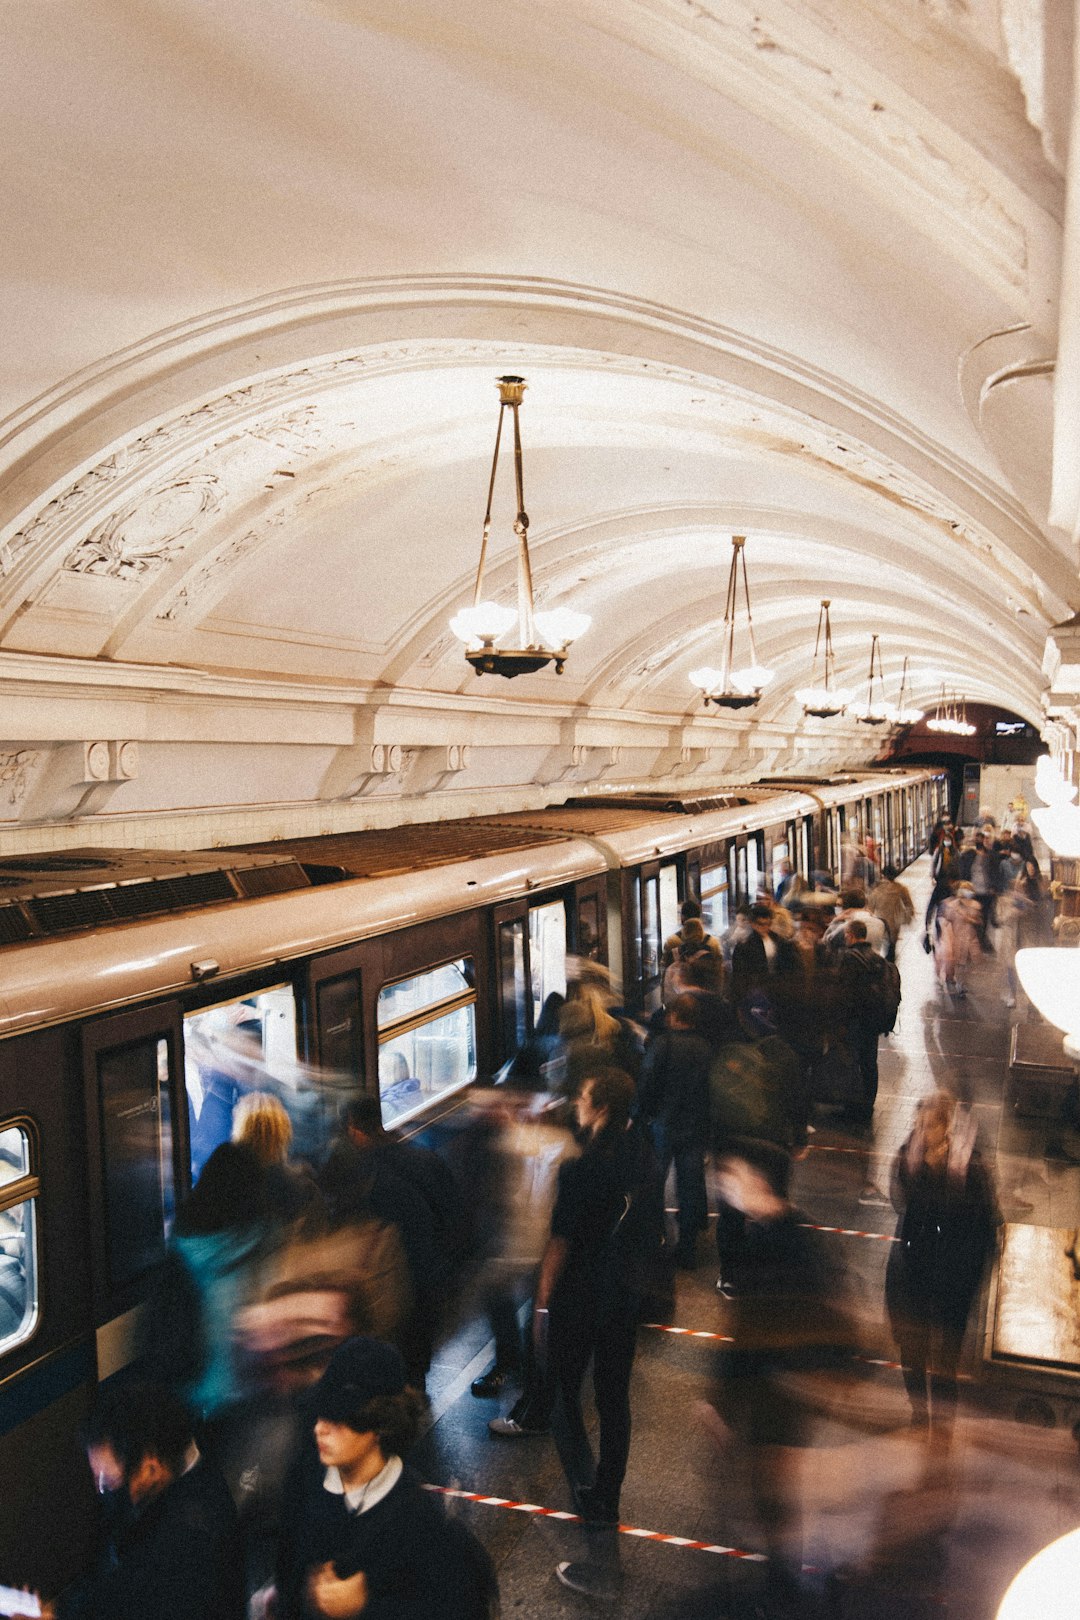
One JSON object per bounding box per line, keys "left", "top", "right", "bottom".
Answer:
{"left": 11, "top": 819, "right": 1025, "bottom": 1619}
{"left": 925, "top": 810, "right": 1050, "bottom": 1002}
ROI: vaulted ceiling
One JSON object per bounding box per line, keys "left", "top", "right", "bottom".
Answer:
{"left": 0, "top": 0, "right": 1076, "bottom": 848}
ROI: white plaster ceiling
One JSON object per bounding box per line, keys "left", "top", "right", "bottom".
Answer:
{"left": 0, "top": 0, "right": 1074, "bottom": 841}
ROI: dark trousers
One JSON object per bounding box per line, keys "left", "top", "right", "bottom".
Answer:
{"left": 894, "top": 1314, "right": 965, "bottom": 1430}
{"left": 518, "top": 1290, "right": 639, "bottom": 1510}
{"left": 851, "top": 1023, "right": 880, "bottom": 1118}
{"left": 659, "top": 1135, "right": 707, "bottom": 1259}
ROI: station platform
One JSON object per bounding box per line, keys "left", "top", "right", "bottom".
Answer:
{"left": 412, "top": 856, "right": 1080, "bottom": 1618}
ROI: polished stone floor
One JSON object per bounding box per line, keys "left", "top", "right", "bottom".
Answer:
{"left": 414, "top": 857, "right": 1080, "bottom": 1617}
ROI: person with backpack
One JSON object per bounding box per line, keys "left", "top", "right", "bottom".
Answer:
{"left": 276, "top": 1337, "right": 497, "bottom": 1619}
{"left": 660, "top": 898, "right": 723, "bottom": 976}
{"left": 639, "top": 993, "right": 712, "bottom": 1266}
{"left": 836, "top": 919, "right": 900, "bottom": 1126}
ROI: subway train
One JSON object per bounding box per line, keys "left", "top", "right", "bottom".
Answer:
{"left": 0, "top": 766, "right": 946, "bottom": 1589}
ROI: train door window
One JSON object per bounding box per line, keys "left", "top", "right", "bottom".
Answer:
{"left": 574, "top": 892, "right": 601, "bottom": 961}
{"left": 641, "top": 875, "right": 660, "bottom": 981}
{"left": 184, "top": 986, "right": 299, "bottom": 1182}
{"left": 658, "top": 864, "right": 680, "bottom": 948}
{"left": 800, "top": 819, "right": 811, "bottom": 880}
{"left": 747, "top": 836, "right": 762, "bottom": 900}
{"left": 377, "top": 959, "right": 477, "bottom": 1127}
{"left": 735, "top": 844, "right": 748, "bottom": 902}
{"left": 771, "top": 839, "right": 789, "bottom": 895}
{"left": 98, "top": 1036, "right": 174, "bottom": 1293}
{"left": 0, "top": 1122, "right": 39, "bottom": 1356}
{"left": 700, "top": 863, "right": 729, "bottom": 935}
{"left": 529, "top": 899, "right": 567, "bottom": 1029}
{"left": 497, "top": 918, "right": 528, "bottom": 1055}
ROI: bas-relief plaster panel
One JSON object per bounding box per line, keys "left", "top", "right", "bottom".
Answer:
{"left": 1, "top": 335, "right": 1046, "bottom": 662}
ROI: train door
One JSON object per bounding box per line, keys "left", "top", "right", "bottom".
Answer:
{"left": 82, "top": 1004, "right": 186, "bottom": 1332}
{"left": 0, "top": 1024, "right": 97, "bottom": 1587}
{"left": 746, "top": 833, "right": 764, "bottom": 900}
{"left": 493, "top": 891, "right": 572, "bottom": 1064}
{"left": 629, "top": 857, "right": 681, "bottom": 1011}
{"left": 799, "top": 817, "right": 812, "bottom": 880}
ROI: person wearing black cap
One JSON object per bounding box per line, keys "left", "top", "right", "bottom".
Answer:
{"left": 275, "top": 1337, "right": 496, "bottom": 1619}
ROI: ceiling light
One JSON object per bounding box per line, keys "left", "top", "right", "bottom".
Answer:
{"left": 690, "top": 536, "right": 774, "bottom": 710}
{"left": 450, "top": 375, "right": 590, "bottom": 678}
{"left": 848, "top": 633, "right": 893, "bottom": 725}
{"left": 795, "top": 599, "right": 848, "bottom": 717}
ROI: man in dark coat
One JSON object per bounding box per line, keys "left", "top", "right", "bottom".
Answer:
{"left": 836, "top": 919, "right": 884, "bottom": 1124}
{"left": 18, "top": 1383, "right": 242, "bottom": 1620}
{"left": 729, "top": 902, "right": 802, "bottom": 1014}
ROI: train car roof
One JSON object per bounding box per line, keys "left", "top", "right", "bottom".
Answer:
{"left": 0, "top": 839, "right": 605, "bottom": 1039}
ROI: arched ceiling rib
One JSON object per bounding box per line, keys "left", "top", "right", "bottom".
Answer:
{"left": 0, "top": 1, "right": 1073, "bottom": 845}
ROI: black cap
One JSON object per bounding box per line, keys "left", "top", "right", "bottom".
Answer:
{"left": 312, "top": 1337, "right": 406, "bottom": 1426}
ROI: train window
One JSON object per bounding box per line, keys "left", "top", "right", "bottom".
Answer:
{"left": 184, "top": 986, "right": 299, "bottom": 1181}
{"left": 699, "top": 863, "right": 729, "bottom": 934}
{"left": 575, "top": 894, "right": 601, "bottom": 960}
{"left": 529, "top": 899, "right": 567, "bottom": 1027}
{"left": 97, "top": 1037, "right": 174, "bottom": 1292}
{"left": 0, "top": 1122, "right": 38, "bottom": 1357}
{"left": 658, "top": 865, "right": 680, "bottom": 950}
{"left": 377, "top": 960, "right": 477, "bottom": 1127}
{"left": 771, "top": 840, "right": 789, "bottom": 895}
{"left": 747, "top": 838, "right": 762, "bottom": 901}
{"left": 641, "top": 876, "right": 659, "bottom": 980}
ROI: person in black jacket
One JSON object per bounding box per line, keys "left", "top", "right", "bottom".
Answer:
{"left": 14, "top": 1383, "right": 242, "bottom": 1620}
{"left": 729, "top": 903, "right": 802, "bottom": 1017}
{"left": 639, "top": 994, "right": 712, "bottom": 1266}
{"left": 276, "top": 1337, "right": 495, "bottom": 1620}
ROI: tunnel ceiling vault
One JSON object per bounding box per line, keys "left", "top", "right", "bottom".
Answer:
{"left": 0, "top": 0, "right": 1074, "bottom": 847}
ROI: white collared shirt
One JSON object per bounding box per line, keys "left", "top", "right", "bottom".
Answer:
{"left": 323, "top": 1454, "right": 403, "bottom": 1515}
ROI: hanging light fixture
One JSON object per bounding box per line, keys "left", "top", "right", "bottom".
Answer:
{"left": 849, "top": 634, "right": 895, "bottom": 725}
{"left": 449, "top": 375, "right": 590, "bottom": 678}
{"left": 927, "top": 686, "right": 975, "bottom": 736}
{"left": 795, "top": 600, "right": 849, "bottom": 717}
{"left": 892, "top": 656, "right": 925, "bottom": 726}
{"left": 689, "top": 535, "right": 775, "bottom": 709}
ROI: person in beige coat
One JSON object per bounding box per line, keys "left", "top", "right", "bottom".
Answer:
{"left": 869, "top": 866, "right": 915, "bottom": 962}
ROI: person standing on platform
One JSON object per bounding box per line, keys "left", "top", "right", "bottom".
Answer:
{"left": 836, "top": 920, "right": 887, "bottom": 1125}
{"left": 661, "top": 898, "right": 723, "bottom": 976}
{"left": 489, "top": 1069, "right": 662, "bottom": 1601}
{"left": 639, "top": 993, "right": 712, "bottom": 1267}
{"left": 824, "top": 888, "right": 888, "bottom": 958}
{"left": 933, "top": 882, "right": 981, "bottom": 998}
{"left": 886, "top": 1092, "right": 999, "bottom": 1446}
{"left": 869, "top": 866, "right": 915, "bottom": 962}
{"left": 730, "top": 902, "right": 802, "bottom": 1014}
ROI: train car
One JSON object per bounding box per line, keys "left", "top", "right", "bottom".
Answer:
{"left": 0, "top": 767, "right": 944, "bottom": 1591}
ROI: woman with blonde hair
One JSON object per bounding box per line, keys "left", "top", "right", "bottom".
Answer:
{"left": 233, "top": 1091, "right": 319, "bottom": 1222}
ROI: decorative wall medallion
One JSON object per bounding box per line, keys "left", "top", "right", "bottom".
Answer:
{"left": 64, "top": 472, "right": 223, "bottom": 581}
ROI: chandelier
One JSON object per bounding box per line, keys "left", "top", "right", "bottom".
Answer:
{"left": 449, "top": 375, "right": 590, "bottom": 678}
{"left": 849, "top": 634, "right": 894, "bottom": 725}
{"left": 926, "top": 686, "right": 975, "bottom": 736}
{"left": 689, "top": 535, "right": 774, "bottom": 709}
{"left": 795, "top": 600, "right": 849, "bottom": 717}
{"left": 892, "top": 656, "right": 925, "bottom": 726}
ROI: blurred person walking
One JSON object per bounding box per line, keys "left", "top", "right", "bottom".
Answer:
{"left": 12, "top": 1382, "right": 242, "bottom": 1620}
{"left": 933, "top": 882, "right": 981, "bottom": 997}
{"left": 869, "top": 866, "right": 915, "bottom": 962}
{"left": 886, "top": 1093, "right": 999, "bottom": 1444}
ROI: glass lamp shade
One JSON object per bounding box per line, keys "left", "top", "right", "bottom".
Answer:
{"left": 796, "top": 685, "right": 848, "bottom": 717}
{"left": 1031, "top": 804, "right": 1080, "bottom": 858}
{"left": 533, "top": 607, "right": 591, "bottom": 651}
{"left": 849, "top": 700, "right": 894, "bottom": 725}
{"left": 730, "top": 663, "right": 774, "bottom": 695}
{"left": 1014, "top": 949, "right": 1080, "bottom": 1037}
{"left": 449, "top": 602, "right": 518, "bottom": 649}
{"left": 996, "top": 1526, "right": 1080, "bottom": 1620}
{"left": 1035, "top": 755, "right": 1078, "bottom": 807}
{"left": 689, "top": 666, "right": 724, "bottom": 695}
{"left": 895, "top": 705, "right": 924, "bottom": 725}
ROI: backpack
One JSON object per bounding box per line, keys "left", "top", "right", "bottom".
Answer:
{"left": 605, "top": 1138, "right": 674, "bottom": 1320}
{"left": 862, "top": 952, "right": 902, "bottom": 1034}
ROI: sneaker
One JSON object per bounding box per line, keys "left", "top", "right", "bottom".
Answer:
{"left": 470, "top": 1367, "right": 515, "bottom": 1398}
{"left": 574, "top": 1484, "right": 619, "bottom": 1524}
{"left": 555, "top": 1561, "right": 621, "bottom": 1601}
{"left": 488, "top": 1415, "right": 547, "bottom": 1438}
{"left": 858, "top": 1183, "right": 889, "bottom": 1206}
